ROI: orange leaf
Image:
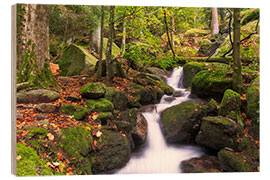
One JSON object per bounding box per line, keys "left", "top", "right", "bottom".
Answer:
{"left": 57, "top": 153, "right": 62, "bottom": 160}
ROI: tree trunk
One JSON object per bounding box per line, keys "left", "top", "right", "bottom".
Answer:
{"left": 120, "top": 14, "right": 126, "bottom": 56}
{"left": 211, "top": 8, "right": 219, "bottom": 36}
{"left": 170, "top": 14, "right": 175, "bottom": 49}
{"left": 232, "top": 8, "right": 243, "bottom": 93}
{"left": 163, "top": 8, "right": 175, "bottom": 58}
{"left": 105, "top": 6, "right": 115, "bottom": 86}
{"left": 96, "top": 6, "right": 105, "bottom": 79}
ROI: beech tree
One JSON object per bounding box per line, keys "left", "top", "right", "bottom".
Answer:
{"left": 211, "top": 8, "right": 219, "bottom": 36}
{"left": 96, "top": 6, "right": 105, "bottom": 79}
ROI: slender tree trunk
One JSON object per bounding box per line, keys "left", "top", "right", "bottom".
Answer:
{"left": 105, "top": 6, "right": 115, "bottom": 86}
{"left": 163, "top": 8, "right": 175, "bottom": 58}
{"left": 232, "top": 8, "right": 243, "bottom": 93}
{"left": 170, "top": 14, "right": 175, "bottom": 48}
{"left": 211, "top": 8, "right": 219, "bottom": 36}
{"left": 120, "top": 15, "right": 126, "bottom": 56}
{"left": 96, "top": 6, "right": 105, "bottom": 79}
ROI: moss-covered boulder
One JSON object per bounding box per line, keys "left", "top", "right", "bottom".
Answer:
{"left": 241, "top": 8, "right": 259, "bottom": 26}
{"left": 17, "top": 89, "right": 60, "bottom": 104}
{"left": 246, "top": 77, "right": 260, "bottom": 121}
{"left": 80, "top": 83, "right": 106, "bottom": 99}
{"left": 104, "top": 87, "right": 129, "bottom": 111}
{"left": 35, "top": 103, "right": 57, "bottom": 113}
{"left": 92, "top": 130, "right": 131, "bottom": 174}
{"left": 60, "top": 104, "right": 88, "bottom": 120}
{"left": 16, "top": 143, "right": 53, "bottom": 176}
{"left": 218, "top": 148, "right": 255, "bottom": 172}
{"left": 86, "top": 98, "right": 114, "bottom": 112}
{"left": 180, "top": 155, "right": 222, "bottom": 173}
{"left": 160, "top": 102, "right": 204, "bottom": 144}
{"left": 131, "top": 113, "right": 148, "bottom": 147}
{"left": 183, "top": 62, "right": 229, "bottom": 88}
{"left": 184, "top": 28, "right": 210, "bottom": 37}
{"left": 56, "top": 44, "right": 98, "bottom": 76}
{"left": 219, "top": 89, "right": 241, "bottom": 117}
{"left": 59, "top": 126, "right": 93, "bottom": 174}
{"left": 203, "top": 98, "right": 219, "bottom": 116}
{"left": 191, "top": 69, "right": 232, "bottom": 100}
{"left": 195, "top": 116, "right": 242, "bottom": 151}
{"left": 146, "top": 67, "right": 169, "bottom": 81}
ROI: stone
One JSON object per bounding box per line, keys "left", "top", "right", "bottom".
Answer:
{"left": 86, "top": 98, "right": 114, "bottom": 112}
{"left": 160, "top": 102, "right": 204, "bottom": 144}
{"left": 131, "top": 113, "right": 148, "bottom": 147}
{"left": 17, "top": 89, "right": 60, "bottom": 104}
{"left": 80, "top": 83, "right": 106, "bottom": 99}
{"left": 173, "top": 91, "right": 184, "bottom": 97}
{"left": 104, "top": 87, "right": 129, "bottom": 111}
{"left": 180, "top": 155, "right": 222, "bottom": 173}
{"left": 35, "top": 103, "right": 57, "bottom": 113}
{"left": 195, "top": 116, "right": 242, "bottom": 151}
{"left": 246, "top": 77, "right": 259, "bottom": 121}
{"left": 219, "top": 89, "right": 241, "bottom": 117}
{"left": 60, "top": 104, "right": 88, "bottom": 120}
{"left": 145, "top": 67, "right": 169, "bottom": 81}
{"left": 65, "top": 95, "right": 81, "bottom": 102}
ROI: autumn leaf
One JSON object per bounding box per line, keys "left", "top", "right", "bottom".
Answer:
{"left": 16, "top": 155, "right": 22, "bottom": 161}
{"left": 47, "top": 133, "right": 54, "bottom": 141}
{"left": 57, "top": 153, "right": 62, "bottom": 160}
{"left": 96, "top": 130, "right": 102, "bottom": 137}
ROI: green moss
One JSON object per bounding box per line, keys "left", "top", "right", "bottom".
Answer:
{"left": 246, "top": 77, "right": 260, "bottom": 121}
{"left": 184, "top": 28, "right": 210, "bottom": 37}
{"left": 60, "top": 104, "right": 88, "bottom": 120}
{"left": 102, "top": 38, "right": 120, "bottom": 58}
{"left": 241, "top": 8, "right": 259, "bottom": 26}
{"left": 219, "top": 89, "right": 241, "bottom": 117}
{"left": 59, "top": 126, "right": 93, "bottom": 174}
{"left": 104, "top": 87, "right": 129, "bottom": 111}
{"left": 16, "top": 143, "right": 53, "bottom": 176}
{"left": 80, "top": 83, "right": 106, "bottom": 99}
{"left": 86, "top": 98, "right": 114, "bottom": 112}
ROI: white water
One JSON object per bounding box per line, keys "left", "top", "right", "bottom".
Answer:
{"left": 117, "top": 67, "right": 203, "bottom": 174}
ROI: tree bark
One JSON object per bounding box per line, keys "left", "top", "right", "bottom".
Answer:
{"left": 105, "top": 6, "right": 115, "bottom": 86}
{"left": 163, "top": 8, "right": 175, "bottom": 58}
{"left": 232, "top": 8, "right": 243, "bottom": 93}
{"left": 211, "top": 8, "right": 219, "bottom": 36}
{"left": 96, "top": 6, "right": 105, "bottom": 79}
{"left": 120, "top": 15, "right": 126, "bottom": 56}
{"left": 170, "top": 14, "right": 175, "bottom": 49}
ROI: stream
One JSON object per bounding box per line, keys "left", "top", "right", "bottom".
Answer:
{"left": 117, "top": 66, "right": 204, "bottom": 174}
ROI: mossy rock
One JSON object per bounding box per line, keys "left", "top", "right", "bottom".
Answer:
{"left": 60, "top": 104, "right": 88, "bottom": 120}
{"left": 191, "top": 69, "right": 232, "bottom": 100}
{"left": 104, "top": 87, "right": 129, "bottom": 111}
{"left": 80, "top": 83, "right": 106, "bottom": 99}
{"left": 17, "top": 89, "right": 60, "bottom": 104}
{"left": 184, "top": 28, "right": 210, "bottom": 37}
{"left": 160, "top": 102, "right": 205, "bottom": 144}
{"left": 35, "top": 103, "right": 57, "bottom": 113}
{"left": 241, "top": 8, "right": 259, "bottom": 26}
{"left": 145, "top": 67, "right": 169, "bottom": 81}
{"left": 195, "top": 116, "right": 242, "bottom": 151}
{"left": 16, "top": 143, "right": 53, "bottom": 176}
{"left": 56, "top": 44, "right": 97, "bottom": 76}
{"left": 219, "top": 89, "right": 241, "bottom": 117}
{"left": 86, "top": 98, "right": 114, "bottom": 112}
{"left": 218, "top": 148, "right": 254, "bottom": 172}
{"left": 202, "top": 98, "right": 219, "bottom": 116}
{"left": 246, "top": 77, "right": 260, "bottom": 121}
{"left": 102, "top": 38, "right": 120, "bottom": 58}
{"left": 92, "top": 130, "right": 131, "bottom": 174}
{"left": 59, "top": 126, "right": 93, "bottom": 174}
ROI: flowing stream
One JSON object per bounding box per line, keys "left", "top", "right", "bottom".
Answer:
{"left": 117, "top": 67, "right": 204, "bottom": 174}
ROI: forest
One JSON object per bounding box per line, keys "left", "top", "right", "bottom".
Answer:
{"left": 15, "top": 4, "right": 260, "bottom": 176}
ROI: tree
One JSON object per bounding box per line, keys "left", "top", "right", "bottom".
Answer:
{"left": 96, "top": 6, "right": 105, "bottom": 79}
{"left": 232, "top": 8, "right": 243, "bottom": 93}
{"left": 211, "top": 8, "right": 219, "bottom": 36}
{"left": 163, "top": 8, "right": 175, "bottom": 58}
{"left": 105, "top": 6, "right": 115, "bottom": 86}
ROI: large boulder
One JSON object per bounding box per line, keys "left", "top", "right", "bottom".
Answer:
{"left": 195, "top": 116, "right": 242, "bottom": 151}
{"left": 80, "top": 83, "right": 106, "bottom": 99}
{"left": 86, "top": 98, "right": 114, "bottom": 112}
{"left": 59, "top": 126, "right": 93, "bottom": 174}
{"left": 60, "top": 104, "right": 88, "bottom": 120}
{"left": 17, "top": 89, "right": 60, "bottom": 104}
{"left": 246, "top": 77, "right": 259, "bottom": 121}
{"left": 131, "top": 113, "right": 148, "bottom": 147}
{"left": 180, "top": 155, "right": 222, "bottom": 173}
{"left": 191, "top": 69, "right": 232, "bottom": 100}
{"left": 219, "top": 89, "right": 241, "bottom": 117}
{"left": 218, "top": 148, "right": 255, "bottom": 172}
{"left": 183, "top": 62, "right": 229, "bottom": 88}
{"left": 145, "top": 67, "right": 169, "bottom": 81}
{"left": 160, "top": 102, "right": 204, "bottom": 144}
{"left": 35, "top": 103, "right": 57, "bottom": 113}
{"left": 16, "top": 143, "right": 53, "bottom": 176}
{"left": 92, "top": 130, "right": 131, "bottom": 174}
{"left": 104, "top": 87, "right": 129, "bottom": 111}
{"left": 56, "top": 44, "right": 97, "bottom": 76}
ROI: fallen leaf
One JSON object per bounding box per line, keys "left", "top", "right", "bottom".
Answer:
{"left": 47, "top": 133, "right": 54, "bottom": 141}
{"left": 16, "top": 156, "right": 22, "bottom": 161}
{"left": 53, "top": 162, "right": 60, "bottom": 166}
{"left": 96, "top": 131, "right": 102, "bottom": 137}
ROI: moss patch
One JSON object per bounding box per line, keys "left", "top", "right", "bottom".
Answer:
{"left": 60, "top": 104, "right": 88, "bottom": 120}
{"left": 219, "top": 89, "right": 241, "bottom": 117}
{"left": 246, "top": 77, "right": 260, "bottom": 121}
{"left": 86, "top": 98, "right": 114, "bottom": 112}
{"left": 80, "top": 83, "right": 106, "bottom": 99}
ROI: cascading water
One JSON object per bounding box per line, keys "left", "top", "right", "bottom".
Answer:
{"left": 117, "top": 67, "right": 203, "bottom": 174}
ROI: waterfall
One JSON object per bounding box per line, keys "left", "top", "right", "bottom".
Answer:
{"left": 116, "top": 66, "right": 203, "bottom": 174}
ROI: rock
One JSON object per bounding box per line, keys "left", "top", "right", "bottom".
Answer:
{"left": 17, "top": 89, "right": 60, "bottom": 104}
{"left": 92, "top": 130, "right": 131, "bottom": 174}
{"left": 35, "top": 103, "right": 57, "bottom": 113}
{"left": 104, "top": 87, "right": 129, "bottom": 111}
{"left": 246, "top": 77, "right": 259, "bottom": 121}
{"left": 203, "top": 98, "right": 218, "bottom": 116}
{"left": 131, "top": 113, "right": 148, "bottom": 147}
{"left": 60, "top": 104, "right": 88, "bottom": 120}
{"left": 160, "top": 102, "right": 204, "bottom": 144}
{"left": 65, "top": 95, "right": 81, "bottom": 102}
{"left": 80, "top": 83, "right": 106, "bottom": 99}
{"left": 183, "top": 62, "right": 229, "bottom": 88}
{"left": 163, "top": 96, "right": 176, "bottom": 102}
{"left": 117, "top": 108, "right": 139, "bottom": 132}
{"left": 56, "top": 44, "right": 97, "bottom": 76}
{"left": 59, "top": 126, "right": 93, "bottom": 174}
{"left": 145, "top": 67, "right": 169, "bottom": 81}
{"left": 195, "top": 116, "right": 242, "bottom": 151}
{"left": 219, "top": 89, "right": 241, "bottom": 117}
{"left": 96, "top": 112, "right": 114, "bottom": 125}
{"left": 86, "top": 98, "right": 114, "bottom": 112}
{"left": 173, "top": 91, "right": 183, "bottom": 97}
{"left": 16, "top": 143, "right": 53, "bottom": 176}
{"left": 180, "top": 155, "right": 222, "bottom": 173}
{"left": 191, "top": 69, "right": 232, "bottom": 100}
{"left": 218, "top": 148, "right": 255, "bottom": 172}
